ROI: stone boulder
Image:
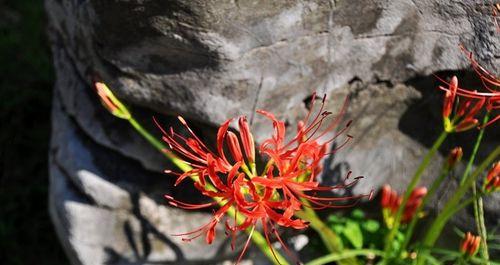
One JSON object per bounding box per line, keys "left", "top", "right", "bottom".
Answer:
{"left": 45, "top": 0, "right": 499, "bottom": 264}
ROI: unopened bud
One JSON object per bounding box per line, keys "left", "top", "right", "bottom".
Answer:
{"left": 402, "top": 187, "right": 427, "bottom": 223}
{"left": 94, "top": 81, "right": 131, "bottom": 119}
{"left": 460, "top": 232, "right": 480, "bottom": 257}
{"left": 485, "top": 162, "right": 500, "bottom": 193}
{"left": 447, "top": 147, "right": 463, "bottom": 168}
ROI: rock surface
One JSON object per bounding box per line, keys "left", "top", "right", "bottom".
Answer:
{"left": 45, "top": 0, "right": 499, "bottom": 264}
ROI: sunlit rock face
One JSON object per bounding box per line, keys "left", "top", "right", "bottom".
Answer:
{"left": 45, "top": 0, "right": 499, "bottom": 264}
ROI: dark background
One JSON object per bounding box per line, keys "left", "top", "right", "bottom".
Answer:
{"left": 0, "top": 0, "right": 68, "bottom": 264}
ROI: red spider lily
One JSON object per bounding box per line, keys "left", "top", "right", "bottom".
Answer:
{"left": 380, "top": 185, "right": 427, "bottom": 224}
{"left": 154, "top": 116, "right": 235, "bottom": 186}
{"left": 380, "top": 184, "right": 400, "bottom": 214}
{"left": 484, "top": 161, "right": 500, "bottom": 193}
{"left": 438, "top": 47, "right": 500, "bottom": 131}
{"left": 460, "top": 46, "right": 500, "bottom": 124}
{"left": 402, "top": 187, "right": 427, "bottom": 223}
{"left": 460, "top": 46, "right": 500, "bottom": 95}
{"left": 157, "top": 93, "right": 372, "bottom": 263}
{"left": 439, "top": 76, "right": 487, "bottom": 132}
{"left": 164, "top": 160, "right": 242, "bottom": 244}
{"left": 460, "top": 232, "right": 481, "bottom": 257}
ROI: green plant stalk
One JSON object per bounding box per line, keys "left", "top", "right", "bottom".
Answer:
{"left": 400, "top": 162, "right": 451, "bottom": 254}
{"left": 474, "top": 194, "right": 489, "bottom": 263}
{"left": 426, "top": 247, "right": 500, "bottom": 265}
{"left": 412, "top": 195, "right": 477, "bottom": 263}
{"left": 127, "top": 116, "right": 288, "bottom": 265}
{"left": 417, "top": 146, "right": 500, "bottom": 265}
{"left": 383, "top": 131, "right": 448, "bottom": 259}
{"left": 466, "top": 113, "right": 490, "bottom": 263}
{"left": 420, "top": 253, "right": 441, "bottom": 265}
{"left": 129, "top": 118, "right": 192, "bottom": 172}
{"left": 295, "top": 201, "right": 359, "bottom": 265}
{"left": 459, "top": 113, "right": 489, "bottom": 186}
{"left": 304, "top": 249, "right": 384, "bottom": 265}
{"left": 401, "top": 172, "right": 480, "bottom": 258}
{"left": 295, "top": 204, "right": 341, "bottom": 253}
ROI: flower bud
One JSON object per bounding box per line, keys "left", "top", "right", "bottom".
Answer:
{"left": 380, "top": 185, "right": 400, "bottom": 214}
{"left": 94, "top": 81, "right": 131, "bottom": 119}
{"left": 446, "top": 147, "right": 463, "bottom": 168}
{"left": 485, "top": 162, "right": 500, "bottom": 193}
{"left": 460, "top": 232, "right": 480, "bottom": 257}
{"left": 402, "top": 187, "right": 427, "bottom": 223}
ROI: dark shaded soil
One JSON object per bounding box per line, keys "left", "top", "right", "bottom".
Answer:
{"left": 0, "top": 0, "right": 68, "bottom": 264}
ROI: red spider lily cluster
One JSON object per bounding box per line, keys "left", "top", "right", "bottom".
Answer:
{"left": 460, "top": 232, "right": 481, "bottom": 257}
{"left": 484, "top": 162, "right": 500, "bottom": 193}
{"left": 439, "top": 47, "right": 499, "bottom": 132}
{"left": 380, "top": 185, "right": 427, "bottom": 224}
{"left": 156, "top": 94, "right": 372, "bottom": 263}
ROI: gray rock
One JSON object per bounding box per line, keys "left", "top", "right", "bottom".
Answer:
{"left": 50, "top": 95, "right": 243, "bottom": 264}
{"left": 46, "top": 0, "right": 499, "bottom": 264}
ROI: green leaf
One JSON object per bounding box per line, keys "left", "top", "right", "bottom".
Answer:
{"left": 396, "top": 231, "right": 405, "bottom": 241}
{"left": 332, "top": 224, "right": 344, "bottom": 234}
{"left": 362, "top": 220, "right": 380, "bottom": 233}
{"left": 392, "top": 240, "right": 401, "bottom": 252}
{"left": 327, "top": 214, "right": 341, "bottom": 224}
{"left": 343, "top": 221, "right": 363, "bottom": 249}
{"left": 351, "top": 209, "right": 365, "bottom": 219}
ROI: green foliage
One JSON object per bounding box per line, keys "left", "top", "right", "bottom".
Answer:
{"left": 343, "top": 221, "right": 363, "bottom": 249}
{"left": 326, "top": 210, "right": 387, "bottom": 252}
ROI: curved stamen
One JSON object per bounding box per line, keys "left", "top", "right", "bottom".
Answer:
{"left": 164, "top": 195, "right": 219, "bottom": 209}
{"left": 177, "top": 116, "right": 213, "bottom": 154}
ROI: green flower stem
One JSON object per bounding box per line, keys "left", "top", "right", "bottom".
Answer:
{"left": 417, "top": 146, "right": 500, "bottom": 265}
{"left": 295, "top": 208, "right": 342, "bottom": 253}
{"left": 427, "top": 247, "right": 500, "bottom": 265}
{"left": 420, "top": 253, "right": 441, "bottom": 265}
{"left": 460, "top": 113, "right": 489, "bottom": 186}
{"left": 304, "top": 249, "right": 384, "bottom": 265}
{"left": 295, "top": 201, "right": 359, "bottom": 265}
{"left": 400, "top": 162, "right": 450, "bottom": 254}
{"left": 401, "top": 197, "right": 475, "bottom": 264}
{"left": 474, "top": 194, "right": 489, "bottom": 263}
{"left": 465, "top": 113, "right": 490, "bottom": 263}
{"left": 383, "top": 131, "right": 448, "bottom": 259}
{"left": 240, "top": 163, "right": 254, "bottom": 178}
{"left": 127, "top": 116, "right": 287, "bottom": 265}
{"left": 128, "top": 117, "right": 192, "bottom": 173}
{"left": 400, "top": 162, "right": 479, "bottom": 255}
